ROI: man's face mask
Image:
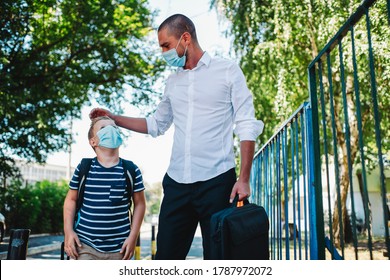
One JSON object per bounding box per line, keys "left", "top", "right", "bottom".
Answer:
{"left": 161, "top": 34, "right": 187, "bottom": 67}
{"left": 96, "top": 125, "right": 123, "bottom": 149}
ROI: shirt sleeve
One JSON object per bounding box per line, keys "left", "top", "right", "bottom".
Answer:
{"left": 69, "top": 162, "right": 81, "bottom": 190}
{"left": 133, "top": 164, "right": 145, "bottom": 192}
{"left": 229, "top": 63, "right": 264, "bottom": 141}
{"left": 146, "top": 77, "right": 174, "bottom": 138}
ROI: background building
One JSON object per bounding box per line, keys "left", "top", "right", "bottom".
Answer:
{"left": 15, "top": 160, "right": 74, "bottom": 185}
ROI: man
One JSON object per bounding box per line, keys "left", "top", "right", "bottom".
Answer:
{"left": 90, "top": 14, "right": 263, "bottom": 259}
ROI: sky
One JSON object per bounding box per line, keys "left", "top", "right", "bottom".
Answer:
{"left": 46, "top": 0, "right": 232, "bottom": 183}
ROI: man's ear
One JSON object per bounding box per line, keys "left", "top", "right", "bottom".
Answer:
{"left": 182, "top": 32, "right": 191, "bottom": 45}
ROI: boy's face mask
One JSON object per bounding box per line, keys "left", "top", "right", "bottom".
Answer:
{"left": 161, "top": 34, "right": 187, "bottom": 67}
{"left": 96, "top": 125, "right": 123, "bottom": 149}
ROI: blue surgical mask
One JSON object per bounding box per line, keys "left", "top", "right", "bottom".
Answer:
{"left": 162, "top": 34, "right": 187, "bottom": 67}
{"left": 96, "top": 125, "right": 123, "bottom": 149}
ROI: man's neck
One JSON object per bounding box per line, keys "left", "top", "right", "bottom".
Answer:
{"left": 184, "top": 47, "right": 204, "bottom": 70}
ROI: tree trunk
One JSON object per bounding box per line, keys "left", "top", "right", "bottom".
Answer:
{"left": 332, "top": 170, "right": 351, "bottom": 248}
{"left": 356, "top": 171, "right": 373, "bottom": 237}
{"left": 331, "top": 78, "right": 360, "bottom": 247}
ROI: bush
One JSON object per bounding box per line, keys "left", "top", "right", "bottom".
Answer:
{"left": 0, "top": 180, "right": 68, "bottom": 234}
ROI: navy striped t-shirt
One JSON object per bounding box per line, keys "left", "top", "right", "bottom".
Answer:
{"left": 69, "top": 157, "right": 145, "bottom": 253}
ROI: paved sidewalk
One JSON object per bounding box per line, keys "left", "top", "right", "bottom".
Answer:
{"left": 0, "top": 233, "right": 64, "bottom": 260}
{"left": 0, "top": 223, "right": 203, "bottom": 260}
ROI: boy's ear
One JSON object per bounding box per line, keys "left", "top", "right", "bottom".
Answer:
{"left": 89, "top": 136, "right": 98, "bottom": 148}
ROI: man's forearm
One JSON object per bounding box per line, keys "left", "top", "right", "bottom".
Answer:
{"left": 238, "top": 140, "right": 255, "bottom": 182}
{"left": 112, "top": 115, "right": 148, "bottom": 134}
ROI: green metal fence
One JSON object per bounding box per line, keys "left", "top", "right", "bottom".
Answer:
{"left": 251, "top": 0, "right": 389, "bottom": 260}
{"left": 308, "top": 0, "right": 389, "bottom": 260}
{"left": 251, "top": 103, "right": 317, "bottom": 260}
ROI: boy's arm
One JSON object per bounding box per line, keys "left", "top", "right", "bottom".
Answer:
{"left": 63, "top": 189, "right": 82, "bottom": 259}
{"left": 120, "top": 190, "right": 146, "bottom": 260}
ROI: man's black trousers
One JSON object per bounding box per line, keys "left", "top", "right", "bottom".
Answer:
{"left": 155, "top": 168, "right": 236, "bottom": 260}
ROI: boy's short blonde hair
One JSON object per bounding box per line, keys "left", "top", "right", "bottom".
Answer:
{"left": 88, "top": 116, "right": 113, "bottom": 140}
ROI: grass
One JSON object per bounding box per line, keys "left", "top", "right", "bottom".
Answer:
{"left": 270, "top": 236, "right": 389, "bottom": 260}
{"left": 329, "top": 237, "right": 389, "bottom": 260}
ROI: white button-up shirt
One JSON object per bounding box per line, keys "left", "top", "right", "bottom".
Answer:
{"left": 146, "top": 52, "right": 263, "bottom": 183}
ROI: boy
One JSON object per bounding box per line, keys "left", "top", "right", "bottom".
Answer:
{"left": 63, "top": 116, "right": 146, "bottom": 260}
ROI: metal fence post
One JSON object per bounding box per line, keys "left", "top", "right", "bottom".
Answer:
{"left": 305, "top": 100, "right": 325, "bottom": 260}
{"left": 6, "top": 229, "right": 31, "bottom": 260}
{"left": 134, "top": 234, "right": 141, "bottom": 260}
{"left": 151, "top": 225, "right": 156, "bottom": 260}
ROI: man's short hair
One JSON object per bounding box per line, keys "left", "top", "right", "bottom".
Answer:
{"left": 158, "top": 14, "right": 198, "bottom": 42}
{"left": 88, "top": 116, "right": 112, "bottom": 140}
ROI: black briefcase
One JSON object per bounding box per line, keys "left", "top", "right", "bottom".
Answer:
{"left": 210, "top": 198, "right": 269, "bottom": 260}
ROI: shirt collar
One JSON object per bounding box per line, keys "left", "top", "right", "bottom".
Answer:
{"left": 198, "top": 51, "right": 211, "bottom": 67}
{"left": 177, "top": 51, "right": 211, "bottom": 72}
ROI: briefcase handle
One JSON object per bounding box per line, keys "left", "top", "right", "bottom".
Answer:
{"left": 231, "top": 195, "right": 249, "bottom": 208}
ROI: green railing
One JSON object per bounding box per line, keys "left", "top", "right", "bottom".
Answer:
{"left": 251, "top": 0, "right": 389, "bottom": 260}
{"left": 308, "top": 0, "right": 389, "bottom": 260}
{"left": 251, "top": 102, "right": 317, "bottom": 260}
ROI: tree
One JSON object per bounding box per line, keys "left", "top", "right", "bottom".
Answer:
{"left": 1, "top": 179, "right": 68, "bottom": 233}
{"left": 144, "top": 181, "right": 162, "bottom": 217}
{"left": 0, "top": 0, "right": 164, "bottom": 178}
{"left": 212, "top": 0, "right": 389, "bottom": 248}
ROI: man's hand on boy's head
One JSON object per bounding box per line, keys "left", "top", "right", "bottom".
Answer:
{"left": 89, "top": 108, "right": 112, "bottom": 120}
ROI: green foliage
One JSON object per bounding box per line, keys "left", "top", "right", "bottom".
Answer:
{"left": 212, "top": 0, "right": 390, "bottom": 155}
{"left": 144, "top": 182, "right": 162, "bottom": 216}
{"left": 0, "top": 180, "right": 68, "bottom": 234}
{"left": 0, "top": 0, "right": 164, "bottom": 177}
